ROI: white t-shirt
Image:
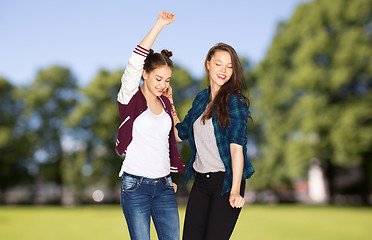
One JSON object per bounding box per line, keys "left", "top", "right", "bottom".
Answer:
{"left": 119, "top": 107, "right": 172, "bottom": 178}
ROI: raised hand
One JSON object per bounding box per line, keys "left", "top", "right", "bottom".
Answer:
{"left": 157, "top": 10, "right": 175, "bottom": 26}
{"left": 138, "top": 11, "right": 175, "bottom": 50}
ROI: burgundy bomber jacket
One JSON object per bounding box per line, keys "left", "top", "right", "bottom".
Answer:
{"left": 115, "top": 87, "right": 186, "bottom": 173}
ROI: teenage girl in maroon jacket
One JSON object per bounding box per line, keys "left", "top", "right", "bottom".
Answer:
{"left": 116, "top": 11, "right": 185, "bottom": 240}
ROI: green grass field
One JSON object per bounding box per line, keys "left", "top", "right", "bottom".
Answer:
{"left": 0, "top": 205, "right": 370, "bottom": 240}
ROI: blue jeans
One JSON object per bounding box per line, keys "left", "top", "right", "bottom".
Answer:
{"left": 120, "top": 172, "right": 180, "bottom": 240}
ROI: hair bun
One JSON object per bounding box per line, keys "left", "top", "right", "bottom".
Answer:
{"left": 161, "top": 49, "right": 173, "bottom": 58}
{"left": 149, "top": 49, "right": 155, "bottom": 55}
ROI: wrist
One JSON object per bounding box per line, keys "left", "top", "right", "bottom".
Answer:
{"left": 154, "top": 21, "right": 167, "bottom": 29}
{"left": 171, "top": 108, "right": 177, "bottom": 116}
{"left": 230, "top": 189, "right": 240, "bottom": 195}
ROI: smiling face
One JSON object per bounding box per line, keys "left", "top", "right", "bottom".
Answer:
{"left": 206, "top": 50, "right": 233, "bottom": 89}
{"left": 142, "top": 66, "right": 172, "bottom": 97}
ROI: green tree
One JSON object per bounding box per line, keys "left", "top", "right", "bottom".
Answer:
{"left": 254, "top": 0, "right": 372, "bottom": 203}
{"left": 21, "top": 66, "right": 78, "bottom": 189}
{"left": 0, "top": 78, "right": 34, "bottom": 198}
{"left": 65, "top": 69, "right": 122, "bottom": 199}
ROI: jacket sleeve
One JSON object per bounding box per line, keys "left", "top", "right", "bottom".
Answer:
{"left": 117, "top": 45, "right": 149, "bottom": 105}
{"left": 227, "top": 95, "right": 249, "bottom": 146}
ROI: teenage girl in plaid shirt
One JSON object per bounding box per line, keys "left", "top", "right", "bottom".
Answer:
{"left": 165, "top": 43, "right": 255, "bottom": 240}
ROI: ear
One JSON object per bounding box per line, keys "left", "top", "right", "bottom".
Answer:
{"left": 142, "top": 70, "right": 148, "bottom": 80}
{"left": 206, "top": 61, "right": 210, "bottom": 71}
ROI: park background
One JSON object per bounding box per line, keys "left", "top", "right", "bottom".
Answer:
{"left": 1, "top": 0, "right": 371, "bottom": 239}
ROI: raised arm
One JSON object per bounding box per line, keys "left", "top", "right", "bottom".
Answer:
{"left": 118, "top": 11, "right": 175, "bottom": 105}
{"left": 139, "top": 10, "right": 175, "bottom": 50}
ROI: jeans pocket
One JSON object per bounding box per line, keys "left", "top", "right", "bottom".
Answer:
{"left": 165, "top": 176, "right": 174, "bottom": 189}
{"left": 122, "top": 174, "right": 141, "bottom": 192}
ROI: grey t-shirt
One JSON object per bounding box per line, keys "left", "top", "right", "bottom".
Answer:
{"left": 193, "top": 113, "right": 225, "bottom": 173}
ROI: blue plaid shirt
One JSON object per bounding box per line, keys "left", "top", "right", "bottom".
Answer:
{"left": 176, "top": 88, "right": 255, "bottom": 195}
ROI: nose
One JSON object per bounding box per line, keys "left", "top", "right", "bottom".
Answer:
{"left": 221, "top": 66, "right": 226, "bottom": 73}
{"left": 160, "top": 80, "right": 166, "bottom": 89}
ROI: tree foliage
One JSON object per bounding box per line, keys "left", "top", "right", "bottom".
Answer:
{"left": 0, "top": 78, "right": 33, "bottom": 191}
{"left": 21, "top": 66, "right": 78, "bottom": 185}
{"left": 253, "top": 0, "right": 372, "bottom": 192}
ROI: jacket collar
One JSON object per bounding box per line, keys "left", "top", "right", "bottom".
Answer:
{"left": 137, "top": 87, "right": 166, "bottom": 109}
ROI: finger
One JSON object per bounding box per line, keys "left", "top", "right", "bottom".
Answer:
{"left": 238, "top": 197, "right": 245, "bottom": 208}
{"left": 229, "top": 197, "right": 234, "bottom": 207}
{"left": 230, "top": 197, "right": 237, "bottom": 208}
{"left": 237, "top": 199, "right": 243, "bottom": 208}
{"left": 231, "top": 196, "right": 244, "bottom": 208}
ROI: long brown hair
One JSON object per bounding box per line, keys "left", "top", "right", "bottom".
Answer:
{"left": 202, "top": 42, "right": 251, "bottom": 128}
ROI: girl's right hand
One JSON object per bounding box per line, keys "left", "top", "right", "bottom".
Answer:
{"left": 157, "top": 10, "right": 175, "bottom": 26}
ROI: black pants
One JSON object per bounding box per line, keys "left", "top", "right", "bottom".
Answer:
{"left": 182, "top": 172, "right": 246, "bottom": 240}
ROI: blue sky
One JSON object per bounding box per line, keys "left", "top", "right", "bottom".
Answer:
{"left": 0, "top": 0, "right": 309, "bottom": 86}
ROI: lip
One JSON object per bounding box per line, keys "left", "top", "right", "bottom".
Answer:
{"left": 156, "top": 88, "right": 164, "bottom": 93}
{"left": 217, "top": 74, "right": 226, "bottom": 80}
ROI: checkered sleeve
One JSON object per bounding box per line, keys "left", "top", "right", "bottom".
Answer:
{"left": 176, "top": 91, "right": 206, "bottom": 140}
{"left": 175, "top": 102, "right": 196, "bottom": 140}
{"left": 228, "top": 95, "right": 249, "bottom": 146}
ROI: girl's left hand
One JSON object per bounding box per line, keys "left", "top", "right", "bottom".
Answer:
{"left": 163, "top": 85, "right": 173, "bottom": 99}
{"left": 157, "top": 10, "right": 175, "bottom": 26}
{"left": 229, "top": 192, "right": 245, "bottom": 208}
{"left": 172, "top": 182, "right": 177, "bottom": 193}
